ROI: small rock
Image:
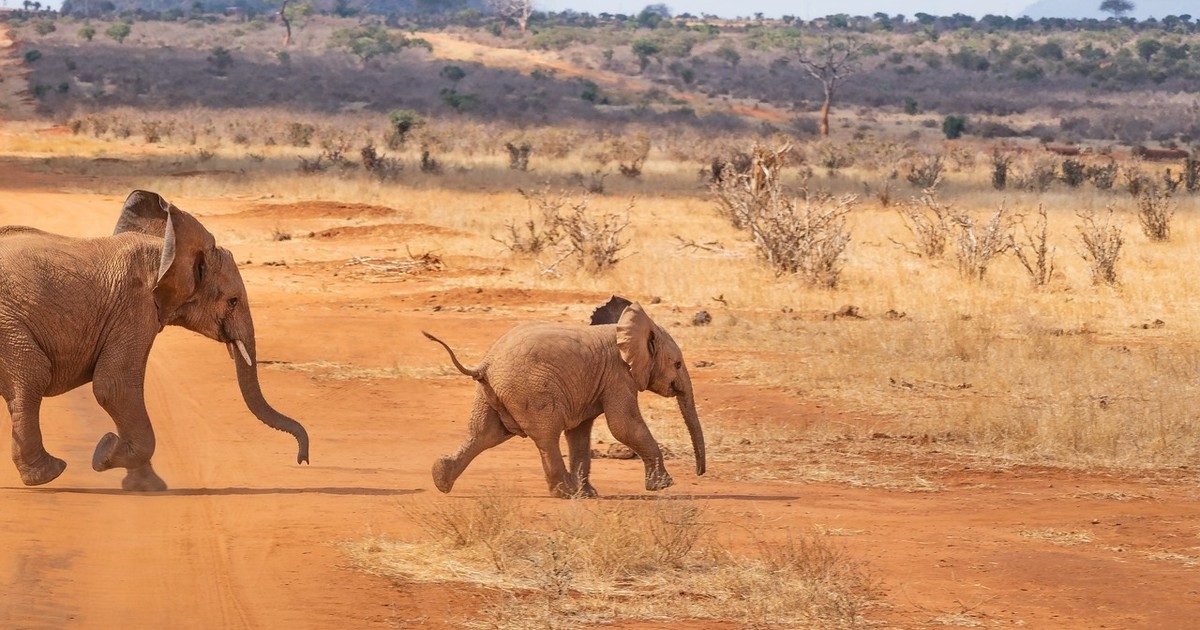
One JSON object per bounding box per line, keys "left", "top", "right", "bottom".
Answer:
{"left": 883, "top": 309, "right": 907, "bottom": 320}
{"left": 692, "top": 310, "right": 712, "bottom": 326}
{"left": 826, "top": 304, "right": 863, "bottom": 320}
{"left": 693, "top": 360, "right": 715, "bottom": 368}
{"left": 605, "top": 443, "right": 637, "bottom": 459}
{"left": 650, "top": 296, "right": 662, "bottom": 304}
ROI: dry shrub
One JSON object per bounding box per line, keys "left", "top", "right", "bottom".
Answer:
{"left": 350, "top": 497, "right": 873, "bottom": 629}
{"left": 892, "top": 189, "right": 952, "bottom": 258}
{"left": 615, "top": 134, "right": 651, "bottom": 178}
{"left": 905, "top": 153, "right": 943, "bottom": 189}
{"left": 713, "top": 144, "right": 855, "bottom": 287}
{"left": 555, "top": 195, "right": 633, "bottom": 274}
{"left": 504, "top": 141, "right": 532, "bottom": 171}
{"left": 1015, "top": 158, "right": 1057, "bottom": 192}
{"left": 1086, "top": 161, "right": 1119, "bottom": 190}
{"left": 1077, "top": 207, "right": 1124, "bottom": 286}
{"left": 1135, "top": 186, "right": 1175, "bottom": 242}
{"left": 1011, "top": 204, "right": 1057, "bottom": 287}
{"left": 497, "top": 188, "right": 631, "bottom": 274}
{"left": 952, "top": 204, "right": 1013, "bottom": 280}
{"left": 990, "top": 150, "right": 1013, "bottom": 190}
{"left": 495, "top": 187, "right": 567, "bottom": 255}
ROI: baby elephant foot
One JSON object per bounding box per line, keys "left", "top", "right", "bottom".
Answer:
{"left": 122, "top": 464, "right": 167, "bottom": 492}
{"left": 17, "top": 454, "right": 67, "bottom": 486}
{"left": 431, "top": 457, "right": 455, "bottom": 494}
{"left": 645, "top": 469, "right": 674, "bottom": 491}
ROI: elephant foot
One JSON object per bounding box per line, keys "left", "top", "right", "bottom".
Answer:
{"left": 122, "top": 465, "right": 167, "bottom": 492}
{"left": 549, "top": 478, "right": 581, "bottom": 499}
{"left": 645, "top": 470, "right": 674, "bottom": 491}
{"left": 91, "top": 432, "right": 120, "bottom": 472}
{"left": 431, "top": 457, "right": 455, "bottom": 494}
{"left": 17, "top": 454, "right": 67, "bottom": 486}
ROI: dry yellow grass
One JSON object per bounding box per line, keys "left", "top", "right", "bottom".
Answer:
{"left": 347, "top": 495, "right": 874, "bottom": 628}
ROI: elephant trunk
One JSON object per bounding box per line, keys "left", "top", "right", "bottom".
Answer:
{"left": 674, "top": 369, "right": 706, "bottom": 476}
{"left": 230, "top": 329, "right": 310, "bottom": 465}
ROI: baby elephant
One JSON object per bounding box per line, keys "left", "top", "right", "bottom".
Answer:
{"left": 425, "top": 296, "right": 706, "bottom": 498}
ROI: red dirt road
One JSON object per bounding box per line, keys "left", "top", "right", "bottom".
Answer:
{"left": 1, "top": 165, "right": 1198, "bottom": 628}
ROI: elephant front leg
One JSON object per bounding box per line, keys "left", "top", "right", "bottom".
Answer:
{"left": 603, "top": 397, "right": 672, "bottom": 492}
{"left": 7, "top": 396, "right": 67, "bottom": 486}
{"left": 565, "top": 416, "right": 598, "bottom": 498}
{"left": 91, "top": 372, "right": 166, "bottom": 492}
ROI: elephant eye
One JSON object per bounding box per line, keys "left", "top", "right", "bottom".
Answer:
{"left": 674, "top": 360, "right": 682, "bottom": 369}
{"left": 227, "top": 297, "right": 239, "bottom": 308}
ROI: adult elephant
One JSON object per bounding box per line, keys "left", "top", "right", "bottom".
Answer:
{"left": 0, "top": 190, "right": 308, "bottom": 491}
{"left": 424, "top": 296, "right": 705, "bottom": 498}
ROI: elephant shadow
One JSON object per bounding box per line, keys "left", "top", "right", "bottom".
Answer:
{"left": 6, "top": 486, "right": 425, "bottom": 497}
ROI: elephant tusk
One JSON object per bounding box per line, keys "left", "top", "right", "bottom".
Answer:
{"left": 234, "top": 340, "right": 253, "bottom": 367}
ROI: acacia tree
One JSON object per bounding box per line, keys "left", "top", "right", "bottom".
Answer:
{"left": 795, "top": 31, "right": 865, "bottom": 137}
{"left": 488, "top": 0, "right": 533, "bottom": 33}
{"left": 277, "top": 0, "right": 312, "bottom": 47}
{"left": 1100, "top": 0, "right": 1134, "bottom": 18}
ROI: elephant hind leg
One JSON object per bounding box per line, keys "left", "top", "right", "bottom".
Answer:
{"left": 7, "top": 395, "right": 66, "bottom": 486}
{"left": 433, "top": 391, "right": 512, "bottom": 494}
{"left": 532, "top": 435, "right": 577, "bottom": 499}
{"left": 565, "top": 416, "right": 598, "bottom": 498}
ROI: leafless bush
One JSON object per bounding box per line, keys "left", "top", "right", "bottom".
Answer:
{"left": 360, "top": 143, "right": 403, "bottom": 181}
{"left": 554, "top": 194, "right": 633, "bottom": 274}
{"left": 862, "top": 178, "right": 893, "bottom": 207}
{"left": 420, "top": 144, "right": 442, "bottom": 173}
{"left": 1122, "top": 166, "right": 1150, "bottom": 197}
{"left": 616, "top": 135, "right": 651, "bottom": 179}
{"left": 712, "top": 143, "right": 853, "bottom": 286}
{"left": 1086, "top": 161, "right": 1119, "bottom": 190}
{"left": 905, "top": 153, "right": 943, "bottom": 189}
{"left": 494, "top": 187, "right": 566, "bottom": 255}
{"left": 952, "top": 204, "right": 1013, "bottom": 280}
{"left": 1015, "top": 158, "right": 1056, "bottom": 192}
{"left": 1011, "top": 204, "right": 1057, "bottom": 287}
{"left": 711, "top": 144, "right": 791, "bottom": 230}
{"left": 1185, "top": 158, "right": 1200, "bottom": 193}
{"left": 1136, "top": 186, "right": 1175, "bottom": 242}
{"left": 1077, "top": 208, "right": 1124, "bottom": 286}
{"left": 991, "top": 151, "right": 1013, "bottom": 190}
{"left": 497, "top": 188, "right": 632, "bottom": 274}
{"left": 892, "top": 189, "right": 952, "bottom": 258}
{"left": 504, "top": 141, "right": 531, "bottom": 171}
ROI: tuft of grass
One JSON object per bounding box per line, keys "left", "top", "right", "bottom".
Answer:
{"left": 349, "top": 497, "right": 874, "bottom": 628}
{"left": 1019, "top": 528, "right": 1094, "bottom": 546}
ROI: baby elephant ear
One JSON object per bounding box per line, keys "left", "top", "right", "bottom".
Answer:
{"left": 115, "top": 190, "right": 215, "bottom": 323}
{"left": 616, "top": 302, "right": 656, "bottom": 391}
{"left": 590, "top": 295, "right": 633, "bottom": 325}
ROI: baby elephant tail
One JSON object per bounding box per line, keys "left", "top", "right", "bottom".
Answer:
{"left": 423, "top": 331, "right": 484, "bottom": 381}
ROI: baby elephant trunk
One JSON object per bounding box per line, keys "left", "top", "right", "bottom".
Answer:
{"left": 230, "top": 330, "right": 310, "bottom": 465}
{"left": 674, "top": 368, "right": 706, "bottom": 476}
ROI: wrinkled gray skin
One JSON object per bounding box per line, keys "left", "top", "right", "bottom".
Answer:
{"left": 0, "top": 190, "right": 308, "bottom": 491}
{"left": 426, "top": 296, "right": 705, "bottom": 498}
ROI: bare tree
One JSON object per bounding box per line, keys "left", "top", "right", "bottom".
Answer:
{"left": 489, "top": 0, "right": 533, "bottom": 33}
{"left": 795, "top": 31, "right": 865, "bottom": 137}
{"left": 279, "top": 0, "right": 292, "bottom": 46}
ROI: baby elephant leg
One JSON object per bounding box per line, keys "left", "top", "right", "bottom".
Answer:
{"left": 604, "top": 396, "right": 672, "bottom": 492}
{"left": 432, "top": 391, "right": 512, "bottom": 493}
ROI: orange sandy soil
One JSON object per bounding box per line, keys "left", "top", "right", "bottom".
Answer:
{"left": 0, "top": 158, "right": 1198, "bottom": 629}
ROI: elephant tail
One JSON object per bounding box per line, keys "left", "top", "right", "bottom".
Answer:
{"left": 423, "top": 331, "right": 485, "bottom": 381}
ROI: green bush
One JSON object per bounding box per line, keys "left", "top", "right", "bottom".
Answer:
{"left": 106, "top": 22, "right": 132, "bottom": 44}
{"left": 386, "top": 109, "right": 424, "bottom": 147}
{"left": 942, "top": 115, "right": 967, "bottom": 140}
{"left": 23, "top": 50, "right": 42, "bottom": 64}
{"left": 78, "top": 24, "right": 96, "bottom": 41}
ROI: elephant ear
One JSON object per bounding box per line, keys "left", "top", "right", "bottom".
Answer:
{"left": 616, "top": 302, "right": 656, "bottom": 391}
{"left": 115, "top": 190, "right": 216, "bottom": 323}
{"left": 590, "top": 295, "right": 633, "bottom": 325}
